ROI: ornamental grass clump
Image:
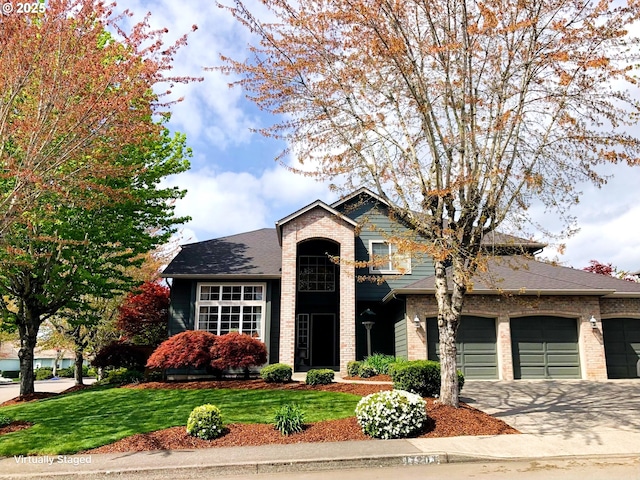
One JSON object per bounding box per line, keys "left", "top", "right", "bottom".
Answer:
{"left": 273, "top": 403, "right": 305, "bottom": 436}
{"left": 355, "top": 390, "right": 428, "bottom": 439}
{"left": 363, "top": 353, "right": 397, "bottom": 375}
{"left": 186, "top": 404, "right": 224, "bottom": 440}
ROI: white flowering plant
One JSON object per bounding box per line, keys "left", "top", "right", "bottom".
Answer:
{"left": 355, "top": 390, "right": 428, "bottom": 439}
{"left": 186, "top": 404, "right": 224, "bottom": 440}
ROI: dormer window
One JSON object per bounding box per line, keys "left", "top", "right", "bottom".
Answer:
{"left": 369, "top": 240, "right": 411, "bottom": 274}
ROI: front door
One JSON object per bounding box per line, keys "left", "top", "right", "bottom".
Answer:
{"left": 296, "top": 313, "right": 337, "bottom": 369}
{"left": 311, "top": 313, "right": 336, "bottom": 368}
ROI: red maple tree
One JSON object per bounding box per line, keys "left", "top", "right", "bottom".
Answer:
{"left": 146, "top": 331, "right": 218, "bottom": 371}
{"left": 210, "top": 332, "right": 268, "bottom": 373}
{"left": 117, "top": 282, "right": 170, "bottom": 347}
{"left": 583, "top": 260, "right": 615, "bottom": 277}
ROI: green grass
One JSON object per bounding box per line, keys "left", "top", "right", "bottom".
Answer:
{"left": 0, "top": 385, "right": 360, "bottom": 456}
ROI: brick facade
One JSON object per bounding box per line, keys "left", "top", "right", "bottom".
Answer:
{"left": 279, "top": 207, "right": 356, "bottom": 374}
{"left": 404, "top": 294, "right": 634, "bottom": 380}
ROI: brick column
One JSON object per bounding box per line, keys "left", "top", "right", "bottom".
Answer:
{"left": 278, "top": 227, "right": 298, "bottom": 369}
{"left": 406, "top": 296, "right": 428, "bottom": 360}
{"left": 496, "top": 315, "right": 513, "bottom": 380}
{"left": 579, "top": 314, "right": 608, "bottom": 380}
{"left": 278, "top": 207, "right": 356, "bottom": 374}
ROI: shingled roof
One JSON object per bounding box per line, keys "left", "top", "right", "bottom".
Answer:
{"left": 386, "top": 256, "right": 640, "bottom": 299}
{"left": 162, "top": 228, "right": 282, "bottom": 278}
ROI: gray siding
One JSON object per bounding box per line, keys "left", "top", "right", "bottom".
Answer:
{"left": 168, "top": 279, "right": 195, "bottom": 335}
{"left": 337, "top": 196, "right": 435, "bottom": 301}
{"left": 394, "top": 319, "right": 408, "bottom": 359}
{"left": 266, "top": 280, "right": 281, "bottom": 364}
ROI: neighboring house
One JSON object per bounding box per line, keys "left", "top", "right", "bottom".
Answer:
{"left": 0, "top": 342, "right": 75, "bottom": 375}
{"left": 162, "top": 188, "right": 640, "bottom": 380}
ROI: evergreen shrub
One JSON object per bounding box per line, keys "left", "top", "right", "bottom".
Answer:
{"left": 390, "top": 360, "right": 464, "bottom": 397}
{"left": 35, "top": 367, "right": 53, "bottom": 381}
{"left": 186, "top": 404, "right": 224, "bottom": 440}
{"left": 260, "top": 363, "right": 292, "bottom": 383}
{"left": 358, "top": 364, "right": 376, "bottom": 378}
{"left": 346, "top": 361, "right": 362, "bottom": 377}
{"left": 305, "top": 369, "right": 334, "bottom": 385}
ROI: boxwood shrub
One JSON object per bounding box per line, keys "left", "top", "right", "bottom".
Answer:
{"left": 260, "top": 363, "right": 293, "bottom": 383}
{"left": 346, "top": 360, "right": 362, "bottom": 377}
{"left": 186, "top": 404, "right": 224, "bottom": 440}
{"left": 35, "top": 367, "right": 53, "bottom": 381}
{"left": 358, "top": 364, "right": 376, "bottom": 378}
{"left": 101, "top": 368, "right": 145, "bottom": 385}
{"left": 305, "top": 369, "right": 334, "bottom": 385}
{"left": 390, "top": 360, "right": 464, "bottom": 397}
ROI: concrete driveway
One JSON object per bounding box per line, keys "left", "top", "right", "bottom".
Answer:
{"left": 461, "top": 380, "right": 640, "bottom": 437}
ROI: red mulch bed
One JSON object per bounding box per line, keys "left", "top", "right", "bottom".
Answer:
{"left": 0, "top": 384, "right": 93, "bottom": 407}
{"left": 83, "top": 379, "right": 517, "bottom": 454}
{"left": 0, "top": 392, "right": 59, "bottom": 407}
{"left": 0, "top": 421, "right": 32, "bottom": 435}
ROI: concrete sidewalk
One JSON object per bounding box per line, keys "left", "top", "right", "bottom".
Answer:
{"left": 1, "top": 431, "right": 639, "bottom": 478}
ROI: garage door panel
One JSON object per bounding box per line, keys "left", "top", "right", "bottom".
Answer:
{"left": 546, "top": 343, "right": 579, "bottom": 352}
{"left": 427, "top": 316, "right": 498, "bottom": 379}
{"left": 546, "top": 353, "right": 580, "bottom": 364}
{"left": 464, "top": 366, "right": 499, "bottom": 377}
{"left": 511, "top": 317, "right": 580, "bottom": 379}
{"left": 547, "top": 366, "right": 581, "bottom": 377}
{"left": 520, "top": 366, "right": 546, "bottom": 377}
{"left": 463, "top": 354, "right": 498, "bottom": 364}
{"left": 462, "top": 343, "right": 496, "bottom": 353}
{"left": 603, "top": 318, "right": 640, "bottom": 379}
{"left": 519, "top": 342, "right": 544, "bottom": 351}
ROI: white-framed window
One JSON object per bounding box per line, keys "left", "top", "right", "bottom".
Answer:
{"left": 369, "top": 240, "right": 411, "bottom": 274}
{"left": 298, "top": 255, "right": 336, "bottom": 292}
{"left": 196, "top": 283, "right": 266, "bottom": 339}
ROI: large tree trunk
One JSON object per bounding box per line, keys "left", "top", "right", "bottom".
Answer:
{"left": 433, "top": 258, "right": 466, "bottom": 407}
{"left": 74, "top": 348, "right": 84, "bottom": 386}
{"left": 18, "top": 339, "right": 36, "bottom": 396}
{"left": 17, "top": 306, "right": 41, "bottom": 396}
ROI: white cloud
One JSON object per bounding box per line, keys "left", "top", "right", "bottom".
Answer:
{"left": 163, "top": 161, "right": 335, "bottom": 241}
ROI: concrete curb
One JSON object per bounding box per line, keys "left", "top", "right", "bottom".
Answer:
{"left": 3, "top": 451, "right": 640, "bottom": 479}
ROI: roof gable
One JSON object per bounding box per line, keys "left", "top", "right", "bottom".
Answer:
{"left": 275, "top": 200, "right": 358, "bottom": 245}
{"left": 162, "top": 228, "right": 282, "bottom": 278}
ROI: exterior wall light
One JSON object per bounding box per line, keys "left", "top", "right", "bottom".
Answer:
{"left": 589, "top": 315, "right": 598, "bottom": 329}
{"left": 413, "top": 314, "right": 421, "bottom": 329}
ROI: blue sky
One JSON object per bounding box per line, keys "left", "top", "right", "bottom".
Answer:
{"left": 125, "top": 1, "right": 640, "bottom": 273}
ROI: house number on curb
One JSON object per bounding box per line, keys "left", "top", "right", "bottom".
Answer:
{"left": 403, "top": 455, "right": 441, "bottom": 465}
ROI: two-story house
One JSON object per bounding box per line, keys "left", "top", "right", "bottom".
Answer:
{"left": 162, "top": 188, "right": 640, "bottom": 380}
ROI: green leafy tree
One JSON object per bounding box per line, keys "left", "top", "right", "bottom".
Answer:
{"left": 0, "top": 127, "right": 191, "bottom": 395}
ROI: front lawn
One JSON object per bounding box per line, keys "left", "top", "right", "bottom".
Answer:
{"left": 0, "top": 385, "right": 360, "bottom": 456}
